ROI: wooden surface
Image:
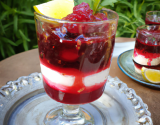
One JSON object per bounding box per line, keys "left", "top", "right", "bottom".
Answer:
{"left": 0, "top": 37, "right": 159, "bottom": 124}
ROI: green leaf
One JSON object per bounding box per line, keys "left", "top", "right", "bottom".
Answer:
{"left": 15, "top": 39, "right": 23, "bottom": 46}
{"left": 24, "top": 26, "right": 30, "bottom": 42}
{"left": 146, "top": 2, "right": 160, "bottom": 7}
{"left": 146, "top": 0, "right": 157, "bottom": 1}
{"left": 124, "top": 27, "right": 135, "bottom": 33}
{"left": 3, "top": 22, "right": 14, "bottom": 29}
{"left": 15, "top": 31, "right": 21, "bottom": 39}
{"left": 93, "top": 0, "right": 101, "bottom": 14}
{"left": 16, "top": 11, "right": 34, "bottom": 16}
{"left": 0, "top": 1, "right": 11, "bottom": 10}
{"left": 18, "top": 19, "right": 35, "bottom": 24}
{"left": 138, "top": 0, "right": 145, "bottom": 12}
{"left": 19, "top": 29, "right": 30, "bottom": 42}
{"left": 100, "top": 0, "right": 118, "bottom": 6}
{"left": 74, "top": 0, "right": 78, "bottom": 6}
{"left": 137, "top": 17, "right": 145, "bottom": 25}
{"left": 22, "top": 39, "right": 28, "bottom": 51}
{"left": 117, "top": 13, "right": 131, "bottom": 22}
{"left": 0, "top": 42, "right": 5, "bottom": 58}
{"left": 0, "top": 37, "right": 17, "bottom": 46}
{"left": 118, "top": 19, "right": 127, "bottom": 23}
{"left": 116, "top": 30, "right": 129, "bottom": 37}
{"left": 0, "top": 20, "right": 5, "bottom": 34}
{"left": 96, "top": 5, "right": 104, "bottom": 12}
{"left": 131, "top": 33, "right": 136, "bottom": 38}
{"left": 6, "top": 0, "right": 12, "bottom": 8}
{"left": 133, "top": 0, "right": 138, "bottom": 18}
{"left": 33, "top": 45, "right": 38, "bottom": 48}
{"left": 14, "top": 14, "right": 18, "bottom": 33}
{"left": 1, "top": 10, "right": 11, "bottom": 20}
{"left": 7, "top": 44, "right": 15, "bottom": 55}
{"left": 6, "top": 49, "right": 12, "bottom": 57}
{"left": 118, "top": 1, "right": 133, "bottom": 8}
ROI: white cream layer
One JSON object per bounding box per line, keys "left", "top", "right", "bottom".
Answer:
{"left": 40, "top": 63, "right": 109, "bottom": 87}
{"left": 133, "top": 55, "right": 160, "bottom": 66}
{"left": 134, "top": 65, "right": 142, "bottom": 74}
{"left": 40, "top": 64, "right": 75, "bottom": 86}
{"left": 83, "top": 68, "right": 109, "bottom": 87}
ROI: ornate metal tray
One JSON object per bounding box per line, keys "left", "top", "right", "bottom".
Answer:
{"left": 0, "top": 73, "right": 153, "bottom": 125}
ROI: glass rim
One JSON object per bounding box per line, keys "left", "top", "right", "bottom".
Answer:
{"left": 137, "top": 24, "right": 160, "bottom": 28}
{"left": 146, "top": 11, "right": 160, "bottom": 16}
{"left": 34, "top": 8, "right": 119, "bottom": 24}
{"left": 136, "top": 24, "right": 160, "bottom": 33}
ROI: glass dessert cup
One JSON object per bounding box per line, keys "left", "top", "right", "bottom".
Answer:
{"left": 133, "top": 25, "right": 160, "bottom": 74}
{"left": 145, "top": 11, "right": 160, "bottom": 25}
{"left": 34, "top": 9, "right": 118, "bottom": 125}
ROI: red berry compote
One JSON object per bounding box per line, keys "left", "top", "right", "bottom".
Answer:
{"left": 133, "top": 25, "right": 160, "bottom": 74}
{"left": 36, "top": 2, "right": 117, "bottom": 104}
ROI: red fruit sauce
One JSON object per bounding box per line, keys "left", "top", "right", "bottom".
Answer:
{"left": 37, "top": 2, "right": 115, "bottom": 104}
{"left": 134, "top": 38, "right": 160, "bottom": 59}
{"left": 133, "top": 28, "right": 160, "bottom": 70}
{"left": 133, "top": 60, "right": 160, "bottom": 71}
{"left": 145, "top": 19, "right": 160, "bottom": 25}
{"left": 145, "top": 11, "right": 160, "bottom": 25}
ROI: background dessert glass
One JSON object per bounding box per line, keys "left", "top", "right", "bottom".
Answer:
{"left": 145, "top": 11, "right": 160, "bottom": 25}
{"left": 133, "top": 25, "right": 160, "bottom": 74}
{"left": 34, "top": 9, "right": 118, "bottom": 125}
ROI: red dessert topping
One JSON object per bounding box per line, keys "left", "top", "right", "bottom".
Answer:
{"left": 63, "top": 2, "right": 94, "bottom": 22}
{"left": 62, "top": 2, "right": 108, "bottom": 34}
{"left": 63, "top": 2, "right": 107, "bottom": 22}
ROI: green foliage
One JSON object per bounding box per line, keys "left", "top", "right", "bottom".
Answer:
{"left": 0, "top": 0, "right": 160, "bottom": 61}
{"left": 100, "top": 0, "right": 118, "bottom": 7}
{"left": 105, "top": 0, "right": 160, "bottom": 38}
{"left": 0, "top": 0, "right": 49, "bottom": 60}
{"left": 74, "top": 0, "right": 117, "bottom": 14}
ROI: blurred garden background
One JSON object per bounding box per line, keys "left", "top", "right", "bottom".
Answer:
{"left": 0, "top": 0, "right": 160, "bottom": 61}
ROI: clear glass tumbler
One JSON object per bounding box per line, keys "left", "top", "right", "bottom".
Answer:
{"left": 34, "top": 9, "right": 118, "bottom": 125}
{"left": 133, "top": 25, "right": 160, "bottom": 74}
{"left": 145, "top": 11, "right": 160, "bottom": 25}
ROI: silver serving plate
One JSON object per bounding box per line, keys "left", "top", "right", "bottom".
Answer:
{"left": 0, "top": 73, "right": 153, "bottom": 125}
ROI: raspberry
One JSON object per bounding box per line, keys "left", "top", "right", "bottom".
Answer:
{"left": 62, "top": 2, "right": 108, "bottom": 34}
{"left": 63, "top": 2, "right": 95, "bottom": 22}
{"left": 73, "top": 2, "right": 91, "bottom": 13}
{"left": 63, "top": 2, "right": 108, "bottom": 22}
{"left": 73, "top": 2, "right": 95, "bottom": 21}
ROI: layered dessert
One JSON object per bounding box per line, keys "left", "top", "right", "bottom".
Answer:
{"left": 145, "top": 11, "right": 160, "bottom": 25}
{"left": 133, "top": 25, "right": 160, "bottom": 74}
{"left": 36, "top": 3, "right": 116, "bottom": 104}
